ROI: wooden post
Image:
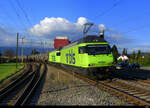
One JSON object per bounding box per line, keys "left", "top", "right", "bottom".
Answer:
{"left": 22, "top": 38, "right": 24, "bottom": 63}
{"left": 16, "top": 33, "right": 19, "bottom": 68}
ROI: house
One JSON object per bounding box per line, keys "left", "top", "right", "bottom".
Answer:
{"left": 117, "top": 55, "right": 129, "bottom": 61}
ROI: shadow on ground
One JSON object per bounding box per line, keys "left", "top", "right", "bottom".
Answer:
{"left": 112, "top": 68, "right": 150, "bottom": 80}
{"left": 29, "top": 65, "right": 47, "bottom": 105}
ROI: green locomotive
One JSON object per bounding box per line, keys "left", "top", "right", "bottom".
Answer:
{"left": 48, "top": 35, "right": 115, "bottom": 79}
{"left": 49, "top": 50, "right": 61, "bottom": 65}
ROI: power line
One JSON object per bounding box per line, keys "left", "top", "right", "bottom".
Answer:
{"left": 8, "top": 0, "right": 28, "bottom": 31}
{"left": 96, "top": 1, "right": 150, "bottom": 35}
{"left": 109, "top": 11, "right": 150, "bottom": 28}
{"left": 91, "top": 0, "right": 121, "bottom": 20}
{"left": 121, "top": 24, "right": 150, "bottom": 34}
{"left": 15, "top": 0, "right": 32, "bottom": 26}
{"left": 0, "top": 2, "right": 19, "bottom": 27}
{"left": 85, "top": 0, "right": 121, "bottom": 34}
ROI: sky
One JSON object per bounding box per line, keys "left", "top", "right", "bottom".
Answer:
{"left": 0, "top": 0, "right": 150, "bottom": 53}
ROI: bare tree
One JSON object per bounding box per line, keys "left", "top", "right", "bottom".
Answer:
{"left": 4, "top": 49, "right": 15, "bottom": 62}
{"left": 0, "top": 52, "right": 2, "bottom": 63}
{"left": 31, "top": 48, "right": 39, "bottom": 55}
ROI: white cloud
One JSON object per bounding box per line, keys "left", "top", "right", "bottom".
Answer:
{"left": 0, "top": 26, "right": 17, "bottom": 46}
{"left": 77, "top": 17, "right": 88, "bottom": 25}
{"left": 0, "top": 36, "right": 16, "bottom": 46}
{"left": 104, "top": 27, "right": 134, "bottom": 45}
{"left": 30, "top": 17, "right": 88, "bottom": 37}
{"left": 29, "top": 17, "right": 136, "bottom": 50}
{"left": 98, "top": 24, "right": 106, "bottom": 31}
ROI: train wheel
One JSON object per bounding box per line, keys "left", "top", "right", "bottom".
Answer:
{"left": 96, "top": 74, "right": 105, "bottom": 80}
{"left": 96, "top": 72, "right": 110, "bottom": 80}
{"left": 87, "top": 70, "right": 97, "bottom": 80}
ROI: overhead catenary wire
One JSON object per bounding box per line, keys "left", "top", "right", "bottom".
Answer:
{"left": 8, "top": 0, "right": 38, "bottom": 49}
{"left": 121, "top": 24, "right": 150, "bottom": 34}
{"left": 88, "top": 0, "right": 150, "bottom": 45}
{"left": 0, "top": 4, "right": 17, "bottom": 27}
{"left": 95, "top": 1, "right": 150, "bottom": 36}
{"left": 91, "top": 0, "right": 121, "bottom": 20}
{"left": 84, "top": 0, "right": 121, "bottom": 36}
{"left": 8, "top": 0, "right": 28, "bottom": 31}
{"left": 15, "top": 0, "right": 32, "bottom": 26}
{"left": 13, "top": 0, "right": 41, "bottom": 48}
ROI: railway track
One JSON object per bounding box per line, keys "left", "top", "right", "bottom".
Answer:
{"left": 0, "top": 63, "right": 46, "bottom": 105}
{"left": 112, "top": 69, "right": 150, "bottom": 86}
{"left": 137, "top": 79, "right": 150, "bottom": 85}
{"left": 49, "top": 64, "right": 150, "bottom": 106}
{"left": 100, "top": 80, "right": 150, "bottom": 105}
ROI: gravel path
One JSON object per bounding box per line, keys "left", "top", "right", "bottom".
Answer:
{"left": 30, "top": 65, "right": 134, "bottom": 106}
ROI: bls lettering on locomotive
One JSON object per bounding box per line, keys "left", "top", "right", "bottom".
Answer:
{"left": 66, "top": 50, "right": 75, "bottom": 64}
{"left": 52, "top": 55, "right": 55, "bottom": 61}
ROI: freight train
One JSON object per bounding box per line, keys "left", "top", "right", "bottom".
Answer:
{"left": 48, "top": 35, "right": 115, "bottom": 79}
{"left": 18, "top": 36, "right": 115, "bottom": 79}
{"left": 18, "top": 23, "right": 115, "bottom": 79}
{"left": 18, "top": 34, "right": 115, "bottom": 79}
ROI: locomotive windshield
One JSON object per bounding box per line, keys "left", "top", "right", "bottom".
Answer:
{"left": 86, "top": 44, "right": 111, "bottom": 55}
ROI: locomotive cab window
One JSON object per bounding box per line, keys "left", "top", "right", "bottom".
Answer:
{"left": 86, "top": 44, "right": 111, "bottom": 55}
{"left": 56, "top": 52, "right": 61, "bottom": 56}
{"left": 79, "top": 46, "right": 86, "bottom": 54}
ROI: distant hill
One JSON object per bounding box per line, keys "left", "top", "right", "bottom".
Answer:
{"left": 0, "top": 47, "right": 53, "bottom": 56}
{"left": 127, "top": 52, "right": 150, "bottom": 56}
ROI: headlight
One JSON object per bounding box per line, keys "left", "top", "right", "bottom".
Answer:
{"left": 88, "top": 64, "right": 95, "bottom": 66}
{"left": 108, "top": 62, "right": 113, "bottom": 65}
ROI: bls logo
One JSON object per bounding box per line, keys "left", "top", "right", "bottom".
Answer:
{"left": 52, "top": 55, "right": 55, "bottom": 61}
{"left": 66, "top": 50, "right": 75, "bottom": 64}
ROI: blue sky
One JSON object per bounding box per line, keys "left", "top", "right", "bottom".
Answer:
{"left": 0, "top": 0, "right": 150, "bottom": 53}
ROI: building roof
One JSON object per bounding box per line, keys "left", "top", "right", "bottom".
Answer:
{"left": 55, "top": 37, "right": 68, "bottom": 39}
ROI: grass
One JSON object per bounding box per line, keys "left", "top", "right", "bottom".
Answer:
{"left": 0, "top": 62, "right": 24, "bottom": 83}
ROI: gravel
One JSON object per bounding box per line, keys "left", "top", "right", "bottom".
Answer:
{"left": 112, "top": 67, "right": 150, "bottom": 92}
{"left": 30, "top": 65, "right": 134, "bottom": 106}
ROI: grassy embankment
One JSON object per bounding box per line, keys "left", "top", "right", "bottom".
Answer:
{"left": 0, "top": 63, "right": 24, "bottom": 83}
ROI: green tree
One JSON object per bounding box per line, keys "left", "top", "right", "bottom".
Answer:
{"left": 0, "top": 52, "right": 2, "bottom": 64}
{"left": 125, "top": 49, "right": 128, "bottom": 55}
{"left": 137, "top": 50, "right": 141, "bottom": 63}
{"left": 112, "top": 45, "right": 119, "bottom": 63}
{"left": 31, "top": 48, "right": 39, "bottom": 55}
{"left": 131, "top": 51, "right": 136, "bottom": 63}
{"left": 143, "top": 53, "right": 150, "bottom": 66}
{"left": 4, "top": 49, "right": 15, "bottom": 62}
{"left": 0, "top": 53, "right": 2, "bottom": 58}
{"left": 122, "top": 48, "right": 127, "bottom": 55}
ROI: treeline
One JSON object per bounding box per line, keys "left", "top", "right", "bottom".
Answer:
{"left": 0, "top": 49, "right": 15, "bottom": 63}
{"left": 1, "top": 46, "right": 150, "bottom": 66}
{"left": 0, "top": 48, "right": 39, "bottom": 64}
{"left": 112, "top": 45, "right": 150, "bottom": 66}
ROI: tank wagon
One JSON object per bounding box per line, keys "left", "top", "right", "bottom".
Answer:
{"left": 18, "top": 53, "right": 49, "bottom": 63}
{"left": 48, "top": 35, "right": 115, "bottom": 79}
